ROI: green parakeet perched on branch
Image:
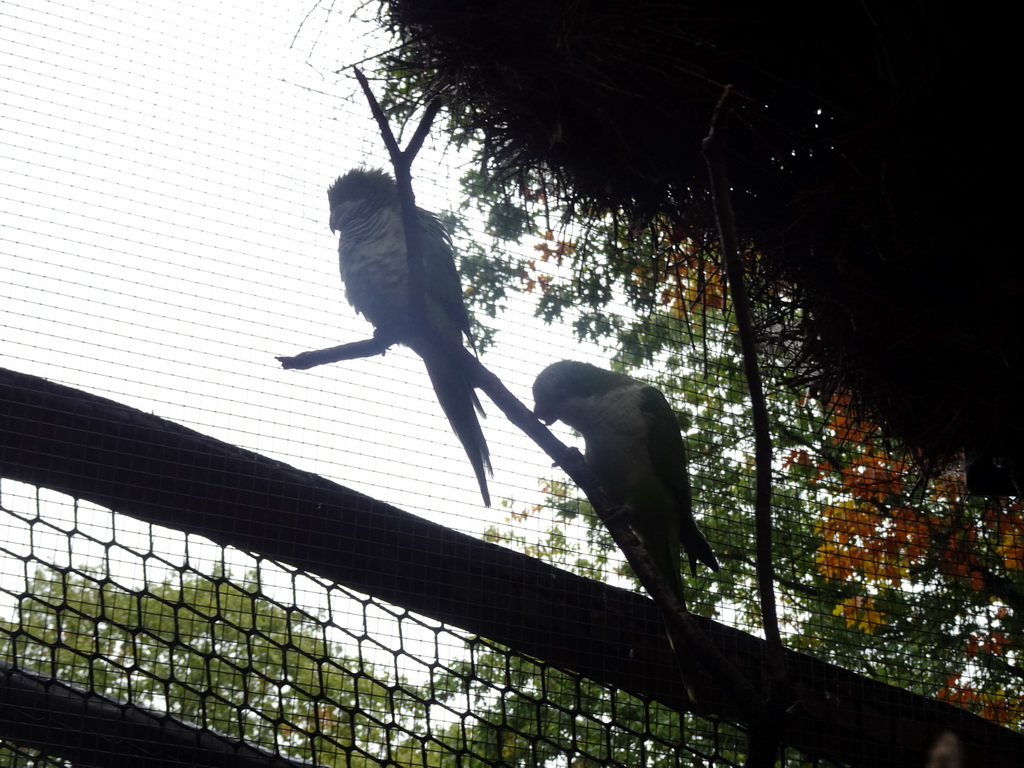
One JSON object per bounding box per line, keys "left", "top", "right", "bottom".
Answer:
{"left": 328, "top": 168, "right": 492, "bottom": 506}
{"left": 532, "top": 360, "right": 719, "bottom": 601}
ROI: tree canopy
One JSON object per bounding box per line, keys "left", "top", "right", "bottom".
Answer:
{"left": 454, "top": 168, "right": 1024, "bottom": 730}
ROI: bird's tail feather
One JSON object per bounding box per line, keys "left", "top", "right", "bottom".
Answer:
{"left": 665, "top": 619, "right": 701, "bottom": 705}
{"left": 660, "top": 565, "right": 701, "bottom": 705}
{"left": 680, "top": 514, "right": 720, "bottom": 575}
{"left": 423, "top": 356, "right": 493, "bottom": 506}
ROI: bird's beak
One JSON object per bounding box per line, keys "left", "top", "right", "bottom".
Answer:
{"left": 330, "top": 201, "right": 356, "bottom": 235}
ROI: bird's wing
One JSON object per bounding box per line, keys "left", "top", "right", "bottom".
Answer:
{"left": 416, "top": 209, "right": 475, "bottom": 347}
{"left": 638, "top": 385, "right": 720, "bottom": 573}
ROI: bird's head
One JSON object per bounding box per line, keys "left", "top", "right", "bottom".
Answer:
{"left": 327, "top": 168, "right": 398, "bottom": 233}
{"left": 534, "top": 360, "right": 637, "bottom": 426}
{"left": 533, "top": 360, "right": 606, "bottom": 425}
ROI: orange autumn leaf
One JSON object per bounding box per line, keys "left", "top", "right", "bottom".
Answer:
{"left": 938, "top": 677, "right": 980, "bottom": 708}
{"left": 994, "top": 511, "right": 1024, "bottom": 571}
{"left": 832, "top": 595, "right": 885, "bottom": 634}
{"left": 965, "top": 630, "right": 1010, "bottom": 659}
{"left": 782, "top": 449, "right": 814, "bottom": 470}
{"left": 530, "top": 230, "right": 575, "bottom": 267}
{"left": 834, "top": 449, "right": 908, "bottom": 502}
{"left": 815, "top": 501, "right": 925, "bottom": 586}
{"left": 938, "top": 676, "right": 1023, "bottom": 726}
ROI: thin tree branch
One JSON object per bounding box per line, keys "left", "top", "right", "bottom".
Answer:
{"left": 352, "top": 67, "right": 403, "bottom": 161}
{"left": 703, "top": 85, "right": 787, "bottom": 765}
{"left": 277, "top": 332, "right": 397, "bottom": 369}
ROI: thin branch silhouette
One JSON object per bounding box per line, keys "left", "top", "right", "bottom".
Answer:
{"left": 703, "top": 84, "right": 788, "bottom": 766}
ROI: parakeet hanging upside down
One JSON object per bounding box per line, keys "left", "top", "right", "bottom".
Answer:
{"left": 328, "top": 168, "right": 492, "bottom": 506}
{"left": 532, "top": 360, "right": 719, "bottom": 602}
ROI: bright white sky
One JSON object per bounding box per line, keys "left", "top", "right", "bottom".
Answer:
{"left": 0, "top": 0, "right": 613, "bottom": 609}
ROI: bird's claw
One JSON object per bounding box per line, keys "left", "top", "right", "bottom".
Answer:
{"left": 549, "top": 445, "right": 584, "bottom": 469}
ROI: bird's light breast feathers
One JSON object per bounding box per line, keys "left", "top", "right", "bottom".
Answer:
{"left": 337, "top": 207, "right": 412, "bottom": 324}
{"left": 565, "top": 386, "right": 661, "bottom": 497}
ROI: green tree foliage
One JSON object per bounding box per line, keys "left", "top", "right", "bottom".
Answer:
{"left": 447, "top": 165, "right": 1023, "bottom": 732}
{"left": 0, "top": 566, "right": 423, "bottom": 767}
{"left": 416, "top": 629, "right": 748, "bottom": 768}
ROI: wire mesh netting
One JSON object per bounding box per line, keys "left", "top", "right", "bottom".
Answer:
{"left": 0, "top": 479, "right": 760, "bottom": 767}
{"left": 1, "top": 1, "right": 1021, "bottom": 767}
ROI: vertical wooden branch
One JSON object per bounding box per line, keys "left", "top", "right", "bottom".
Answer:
{"left": 702, "top": 86, "right": 788, "bottom": 765}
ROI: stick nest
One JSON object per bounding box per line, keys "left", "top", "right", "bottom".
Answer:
{"left": 382, "top": 0, "right": 1023, "bottom": 478}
